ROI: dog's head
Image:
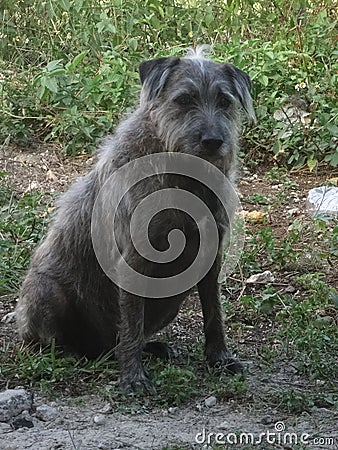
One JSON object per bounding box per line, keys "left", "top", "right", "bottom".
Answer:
{"left": 139, "top": 47, "right": 255, "bottom": 163}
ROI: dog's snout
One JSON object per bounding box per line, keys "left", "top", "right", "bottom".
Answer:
{"left": 201, "top": 137, "right": 224, "bottom": 152}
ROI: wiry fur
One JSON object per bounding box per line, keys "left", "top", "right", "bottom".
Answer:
{"left": 16, "top": 49, "right": 254, "bottom": 394}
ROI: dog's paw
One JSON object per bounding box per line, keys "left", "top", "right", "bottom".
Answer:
{"left": 119, "top": 374, "right": 157, "bottom": 395}
{"left": 207, "top": 351, "right": 244, "bottom": 375}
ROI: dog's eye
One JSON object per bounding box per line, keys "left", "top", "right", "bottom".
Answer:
{"left": 218, "top": 94, "right": 231, "bottom": 109}
{"left": 174, "top": 94, "right": 193, "bottom": 106}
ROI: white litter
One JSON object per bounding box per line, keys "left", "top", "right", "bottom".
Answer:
{"left": 306, "top": 186, "right": 338, "bottom": 218}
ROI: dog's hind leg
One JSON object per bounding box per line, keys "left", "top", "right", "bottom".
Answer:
{"left": 16, "top": 272, "right": 106, "bottom": 359}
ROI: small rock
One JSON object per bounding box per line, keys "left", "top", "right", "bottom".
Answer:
{"left": 310, "top": 406, "right": 331, "bottom": 415}
{"left": 0, "top": 422, "right": 12, "bottom": 433}
{"left": 217, "top": 420, "right": 229, "bottom": 429}
{"left": 1, "top": 311, "right": 16, "bottom": 323}
{"left": 25, "top": 181, "right": 39, "bottom": 192}
{"left": 246, "top": 270, "right": 275, "bottom": 284}
{"left": 11, "top": 411, "right": 34, "bottom": 429}
{"left": 261, "top": 415, "right": 274, "bottom": 425}
{"left": 0, "top": 389, "right": 34, "bottom": 422}
{"left": 168, "top": 407, "right": 178, "bottom": 414}
{"left": 243, "top": 210, "right": 265, "bottom": 223}
{"left": 46, "top": 169, "right": 58, "bottom": 181}
{"left": 284, "top": 285, "right": 296, "bottom": 293}
{"left": 97, "top": 444, "right": 111, "bottom": 450}
{"left": 98, "top": 403, "right": 113, "bottom": 414}
{"left": 287, "top": 207, "right": 299, "bottom": 216}
{"left": 35, "top": 404, "right": 59, "bottom": 422}
{"left": 93, "top": 414, "right": 106, "bottom": 425}
{"left": 204, "top": 396, "right": 217, "bottom": 408}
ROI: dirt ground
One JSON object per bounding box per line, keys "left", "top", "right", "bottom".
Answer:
{"left": 0, "top": 144, "right": 338, "bottom": 450}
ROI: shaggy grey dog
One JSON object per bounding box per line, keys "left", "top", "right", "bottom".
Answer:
{"left": 16, "top": 47, "right": 255, "bottom": 394}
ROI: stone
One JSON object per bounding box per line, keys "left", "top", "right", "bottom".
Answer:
{"left": 98, "top": 403, "right": 113, "bottom": 414}
{"left": 168, "top": 407, "right": 178, "bottom": 414}
{"left": 1, "top": 311, "right": 16, "bottom": 323}
{"left": 261, "top": 415, "right": 274, "bottom": 425}
{"left": 93, "top": 414, "right": 106, "bottom": 425}
{"left": 217, "top": 420, "right": 229, "bottom": 429}
{"left": 0, "top": 389, "right": 34, "bottom": 422}
{"left": 0, "top": 422, "right": 12, "bottom": 433}
{"left": 11, "top": 411, "right": 34, "bottom": 429}
{"left": 35, "top": 405, "right": 59, "bottom": 422}
{"left": 204, "top": 396, "right": 217, "bottom": 408}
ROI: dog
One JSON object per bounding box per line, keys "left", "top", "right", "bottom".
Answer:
{"left": 16, "top": 46, "right": 255, "bottom": 394}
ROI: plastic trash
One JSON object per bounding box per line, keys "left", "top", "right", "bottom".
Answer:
{"left": 246, "top": 270, "right": 275, "bottom": 284}
{"left": 306, "top": 186, "right": 338, "bottom": 218}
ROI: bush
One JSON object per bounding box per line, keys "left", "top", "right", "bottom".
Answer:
{"left": 0, "top": 0, "right": 337, "bottom": 166}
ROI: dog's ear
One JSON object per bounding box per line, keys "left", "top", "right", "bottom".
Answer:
{"left": 139, "top": 57, "right": 180, "bottom": 101}
{"left": 223, "top": 64, "right": 256, "bottom": 124}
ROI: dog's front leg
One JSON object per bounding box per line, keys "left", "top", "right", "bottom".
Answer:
{"left": 117, "top": 290, "right": 156, "bottom": 394}
{"left": 197, "top": 254, "right": 243, "bottom": 374}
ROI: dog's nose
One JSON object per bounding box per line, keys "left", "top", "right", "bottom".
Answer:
{"left": 201, "top": 138, "right": 224, "bottom": 152}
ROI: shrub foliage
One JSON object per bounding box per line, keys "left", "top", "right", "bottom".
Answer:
{"left": 0, "top": 0, "right": 337, "bottom": 166}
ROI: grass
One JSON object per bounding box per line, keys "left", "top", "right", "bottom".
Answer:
{"left": 0, "top": 180, "right": 52, "bottom": 293}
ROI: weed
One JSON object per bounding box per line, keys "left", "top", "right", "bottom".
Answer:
{"left": 274, "top": 389, "right": 338, "bottom": 414}
{"left": 240, "top": 223, "right": 302, "bottom": 275}
{"left": 276, "top": 274, "right": 338, "bottom": 380}
{"left": 156, "top": 365, "right": 199, "bottom": 406}
{"left": 276, "top": 390, "right": 315, "bottom": 413}
{"left": 211, "top": 373, "right": 248, "bottom": 401}
{"left": 244, "top": 193, "right": 270, "bottom": 205}
{"left": 0, "top": 341, "right": 118, "bottom": 393}
{"left": 240, "top": 286, "right": 281, "bottom": 317}
{"left": 0, "top": 184, "right": 51, "bottom": 294}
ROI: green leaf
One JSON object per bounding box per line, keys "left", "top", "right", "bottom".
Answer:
{"left": 151, "top": 15, "right": 160, "bottom": 28}
{"left": 42, "top": 77, "right": 58, "bottom": 94}
{"left": 66, "top": 51, "right": 88, "bottom": 72}
{"left": 258, "top": 74, "right": 269, "bottom": 86}
{"left": 128, "top": 38, "right": 138, "bottom": 52}
{"left": 59, "top": 0, "right": 70, "bottom": 11}
{"left": 325, "top": 152, "right": 338, "bottom": 167}
{"left": 48, "top": 68, "right": 66, "bottom": 77}
{"left": 46, "top": 60, "right": 63, "bottom": 72}
{"left": 327, "top": 124, "right": 338, "bottom": 137}
{"left": 205, "top": 13, "right": 214, "bottom": 27}
{"left": 307, "top": 158, "right": 317, "bottom": 172}
{"left": 32, "top": 74, "right": 42, "bottom": 87}
{"left": 37, "top": 85, "right": 47, "bottom": 100}
{"left": 96, "top": 21, "right": 105, "bottom": 34}
{"left": 329, "top": 291, "right": 338, "bottom": 309}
